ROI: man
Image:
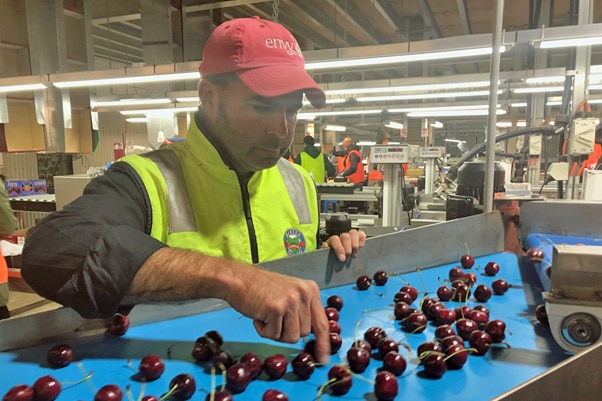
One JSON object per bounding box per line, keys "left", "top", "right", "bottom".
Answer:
{"left": 0, "top": 175, "right": 17, "bottom": 319}
{"left": 339, "top": 136, "right": 366, "bottom": 184}
{"left": 21, "top": 17, "right": 365, "bottom": 363}
{"left": 294, "top": 135, "right": 336, "bottom": 182}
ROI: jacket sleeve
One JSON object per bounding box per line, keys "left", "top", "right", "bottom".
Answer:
{"left": 323, "top": 154, "right": 336, "bottom": 178}
{"left": 21, "top": 162, "right": 167, "bottom": 319}
{"left": 0, "top": 178, "right": 17, "bottom": 236}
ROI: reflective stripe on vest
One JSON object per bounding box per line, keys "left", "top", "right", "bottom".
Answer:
{"left": 144, "top": 151, "right": 312, "bottom": 230}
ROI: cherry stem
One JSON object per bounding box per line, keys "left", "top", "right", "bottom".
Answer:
{"left": 316, "top": 378, "right": 337, "bottom": 400}
{"left": 464, "top": 242, "right": 470, "bottom": 255}
{"left": 418, "top": 350, "right": 445, "bottom": 360}
{"left": 61, "top": 370, "right": 94, "bottom": 388}
{"left": 209, "top": 366, "right": 216, "bottom": 401}
{"left": 75, "top": 362, "right": 97, "bottom": 393}
{"left": 137, "top": 382, "right": 146, "bottom": 401}
{"left": 353, "top": 319, "right": 363, "bottom": 348}
{"left": 220, "top": 363, "right": 227, "bottom": 392}
{"left": 443, "top": 348, "right": 475, "bottom": 361}
{"left": 416, "top": 267, "right": 428, "bottom": 295}
{"left": 159, "top": 383, "right": 180, "bottom": 401}
{"left": 125, "top": 385, "right": 135, "bottom": 401}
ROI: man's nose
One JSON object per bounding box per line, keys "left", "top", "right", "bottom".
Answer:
{"left": 266, "top": 109, "right": 291, "bottom": 138}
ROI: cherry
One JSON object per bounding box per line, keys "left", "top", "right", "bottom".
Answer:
{"left": 448, "top": 267, "right": 464, "bottom": 281}
{"left": 304, "top": 339, "right": 317, "bottom": 358}
{"left": 440, "top": 335, "right": 464, "bottom": 351}
{"left": 435, "top": 308, "right": 457, "bottom": 326}
{"left": 417, "top": 341, "right": 443, "bottom": 360}
{"left": 142, "top": 397, "right": 160, "bottom": 401}
{"left": 425, "top": 302, "right": 445, "bottom": 321}
{"left": 262, "top": 389, "right": 288, "bottom": 401}
{"left": 374, "top": 370, "right": 398, "bottom": 401}
{"left": 420, "top": 297, "right": 438, "bottom": 314}
{"left": 204, "top": 390, "right": 233, "bottom": 401}
{"left": 473, "top": 284, "right": 492, "bottom": 302}
{"left": 402, "top": 312, "right": 427, "bottom": 333}
{"left": 263, "top": 354, "right": 288, "bottom": 379}
{"left": 485, "top": 319, "right": 507, "bottom": 343}
{"left": 473, "top": 304, "right": 490, "bottom": 316}
{"left": 139, "top": 354, "right": 165, "bottom": 381}
{"left": 393, "top": 302, "right": 415, "bottom": 320}
{"left": 400, "top": 285, "right": 419, "bottom": 302}
{"left": 291, "top": 352, "right": 315, "bottom": 379}
{"left": 373, "top": 270, "right": 388, "bottom": 286}
{"left": 324, "top": 307, "right": 339, "bottom": 322}
{"left": 192, "top": 336, "right": 219, "bottom": 362}
{"left": 469, "top": 330, "right": 493, "bottom": 355}
{"left": 393, "top": 291, "right": 413, "bottom": 305}
{"left": 445, "top": 344, "right": 468, "bottom": 369}
{"left": 382, "top": 351, "right": 406, "bottom": 376}
{"left": 326, "top": 295, "right": 344, "bottom": 311}
{"left": 168, "top": 374, "right": 196, "bottom": 400}
{"left": 329, "top": 332, "right": 343, "bottom": 354}
{"left": 239, "top": 352, "right": 263, "bottom": 379}
{"left": 328, "top": 320, "right": 342, "bottom": 334}
{"left": 211, "top": 349, "right": 235, "bottom": 370}
{"left": 356, "top": 275, "right": 371, "bottom": 290}
{"left": 377, "top": 337, "right": 399, "bottom": 358}
{"left": 364, "top": 326, "right": 387, "bottom": 348}
{"left": 463, "top": 272, "right": 477, "bottom": 286}
{"left": 326, "top": 365, "right": 352, "bottom": 395}
{"left": 460, "top": 254, "right": 474, "bottom": 269}
{"left": 204, "top": 330, "right": 224, "bottom": 347}
{"left": 436, "top": 285, "right": 453, "bottom": 302}
{"left": 94, "top": 385, "right": 122, "bottom": 401}
{"left": 106, "top": 313, "right": 130, "bottom": 336}
{"left": 492, "top": 278, "right": 510, "bottom": 295}
{"left": 526, "top": 248, "right": 544, "bottom": 263}
{"left": 451, "top": 280, "right": 471, "bottom": 302}
{"left": 2, "top": 384, "right": 34, "bottom": 401}
{"left": 346, "top": 346, "right": 371, "bottom": 373}
{"left": 456, "top": 318, "right": 478, "bottom": 341}
{"left": 352, "top": 339, "right": 372, "bottom": 354}
{"left": 469, "top": 310, "right": 489, "bottom": 327}
{"left": 454, "top": 305, "right": 472, "bottom": 320}
{"left": 32, "top": 375, "right": 61, "bottom": 401}
{"left": 226, "top": 363, "right": 252, "bottom": 393}
{"left": 434, "top": 325, "right": 456, "bottom": 340}
{"left": 535, "top": 304, "right": 549, "bottom": 324}
{"left": 46, "top": 344, "right": 74, "bottom": 368}
{"left": 423, "top": 353, "right": 447, "bottom": 378}
{"left": 484, "top": 261, "right": 500, "bottom": 276}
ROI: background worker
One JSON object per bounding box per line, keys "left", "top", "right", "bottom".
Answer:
{"left": 0, "top": 175, "right": 18, "bottom": 320}
{"left": 294, "top": 135, "right": 336, "bottom": 183}
{"left": 21, "top": 16, "right": 365, "bottom": 363}
{"left": 338, "top": 136, "right": 366, "bottom": 184}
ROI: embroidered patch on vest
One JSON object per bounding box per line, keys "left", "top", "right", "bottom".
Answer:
{"left": 283, "top": 228, "right": 306, "bottom": 256}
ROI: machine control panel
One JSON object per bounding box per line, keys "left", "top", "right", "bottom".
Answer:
{"left": 371, "top": 145, "right": 409, "bottom": 163}
{"left": 419, "top": 146, "right": 445, "bottom": 158}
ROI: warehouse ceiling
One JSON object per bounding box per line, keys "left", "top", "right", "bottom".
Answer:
{"left": 1, "top": 0, "right": 602, "bottom": 140}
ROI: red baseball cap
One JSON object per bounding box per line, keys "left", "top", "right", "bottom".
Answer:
{"left": 200, "top": 16, "right": 326, "bottom": 109}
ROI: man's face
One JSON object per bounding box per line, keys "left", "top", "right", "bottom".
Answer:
{"left": 342, "top": 139, "right": 352, "bottom": 150}
{"left": 203, "top": 78, "right": 303, "bottom": 173}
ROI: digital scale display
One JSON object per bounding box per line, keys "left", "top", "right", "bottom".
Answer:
{"left": 370, "top": 145, "right": 409, "bottom": 163}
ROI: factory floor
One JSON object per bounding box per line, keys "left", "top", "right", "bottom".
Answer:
{"left": 5, "top": 277, "right": 61, "bottom": 319}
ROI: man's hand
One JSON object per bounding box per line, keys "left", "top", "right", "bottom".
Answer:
{"left": 322, "top": 229, "right": 366, "bottom": 261}
{"left": 224, "top": 268, "right": 331, "bottom": 363}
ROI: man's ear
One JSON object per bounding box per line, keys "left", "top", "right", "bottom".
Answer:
{"left": 198, "top": 80, "right": 218, "bottom": 113}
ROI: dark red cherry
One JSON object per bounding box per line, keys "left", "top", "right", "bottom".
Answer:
{"left": 141, "top": 397, "right": 160, "bottom": 401}
{"left": 326, "top": 295, "right": 344, "bottom": 311}
{"left": 402, "top": 312, "right": 427, "bottom": 333}
{"left": 346, "top": 346, "right": 371, "bottom": 373}
{"left": 473, "top": 304, "right": 489, "bottom": 316}
{"left": 469, "top": 330, "right": 493, "bottom": 355}
{"left": 328, "top": 320, "right": 342, "bottom": 334}
{"left": 226, "top": 363, "right": 252, "bottom": 393}
{"left": 485, "top": 319, "right": 507, "bottom": 343}
{"left": 393, "top": 302, "right": 415, "bottom": 320}
{"left": 263, "top": 354, "right": 288, "bottom": 379}
{"left": 192, "top": 336, "right": 219, "bottom": 362}
{"left": 454, "top": 305, "right": 472, "bottom": 320}
{"left": 46, "top": 344, "right": 74, "bottom": 368}
{"left": 324, "top": 307, "right": 339, "bottom": 322}
{"left": 535, "top": 304, "right": 549, "bottom": 324}
{"left": 139, "top": 354, "right": 165, "bottom": 381}
{"left": 393, "top": 291, "right": 413, "bottom": 305}
{"left": 329, "top": 332, "right": 343, "bottom": 354}
{"left": 352, "top": 339, "right": 372, "bottom": 354}
{"left": 382, "top": 351, "right": 406, "bottom": 376}
{"left": 455, "top": 318, "right": 478, "bottom": 341}
{"left": 435, "top": 308, "right": 457, "bottom": 326}
{"left": 168, "top": 374, "right": 196, "bottom": 400}
{"left": 469, "top": 310, "right": 489, "bottom": 327}
{"left": 364, "top": 326, "right": 387, "bottom": 348}
{"left": 526, "top": 248, "right": 544, "bottom": 262}
{"left": 448, "top": 267, "right": 464, "bottom": 281}
{"left": 440, "top": 335, "right": 464, "bottom": 351}
{"left": 374, "top": 371, "right": 398, "bottom": 401}
{"left": 417, "top": 341, "right": 443, "bottom": 360}
{"left": 204, "top": 390, "right": 233, "bottom": 401}
{"left": 492, "top": 279, "right": 510, "bottom": 295}
{"left": 445, "top": 343, "right": 468, "bottom": 369}
{"left": 327, "top": 365, "right": 352, "bottom": 395}
{"left": 484, "top": 261, "right": 500, "bottom": 276}
{"left": 434, "top": 325, "right": 456, "bottom": 340}
{"left": 106, "top": 313, "right": 130, "bottom": 336}
{"left": 399, "top": 285, "right": 419, "bottom": 302}
{"left": 356, "top": 275, "right": 371, "bottom": 290}
{"left": 262, "top": 389, "right": 288, "bottom": 401}
{"left": 211, "top": 349, "right": 235, "bottom": 370}
{"left": 460, "top": 254, "right": 474, "bottom": 269}
{"left": 239, "top": 352, "right": 263, "bottom": 379}
{"left": 3, "top": 384, "right": 34, "bottom": 401}
{"left": 291, "top": 352, "right": 315, "bottom": 379}
{"left": 451, "top": 281, "right": 471, "bottom": 302}
{"left": 373, "top": 270, "right": 388, "bottom": 286}
{"left": 436, "top": 285, "right": 453, "bottom": 302}
{"left": 423, "top": 353, "right": 447, "bottom": 378}
{"left": 32, "top": 375, "right": 61, "bottom": 401}
{"left": 377, "top": 337, "right": 399, "bottom": 359}
{"left": 204, "top": 330, "right": 224, "bottom": 347}
{"left": 94, "top": 384, "right": 123, "bottom": 401}
{"left": 473, "top": 284, "right": 492, "bottom": 302}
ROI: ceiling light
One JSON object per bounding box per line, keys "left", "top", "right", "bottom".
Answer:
{"left": 120, "top": 106, "right": 198, "bottom": 115}
{"left": 516, "top": 121, "right": 527, "bottom": 127}
{"left": 496, "top": 121, "right": 513, "bottom": 127}
{"left": 407, "top": 109, "right": 506, "bottom": 117}
{"left": 325, "top": 124, "right": 347, "bottom": 131}
{"left": 325, "top": 81, "right": 492, "bottom": 96}
{"left": 512, "top": 86, "right": 564, "bottom": 94}
{"left": 524, "top": 76, "right": 565, "bottom": 84}
{"left": 176, "top": 96, "right": 200, "bottom": 102}
{"left": 357, "top": 141, "right": 376, "bottom": 146}
{"left": 530, "top": 23, "right": 602, "bottom": 49}
{"left": 305, "top": 46, "right": 509, "bottom": 70}
{"left": 94, "top": 98, "right": 172, "bottom": 107}
{"left": 546, "top": 100, "right": 562, "bottom": 106}
{"left": 533, "top": 36, "right": 602, "bottom": 49}
{"left": 303, "top": 98, "right": 347, "bottom": 106}
{"left": 385, "top": 121, "right": 404, "bottom": 129}
{"left": 510, "top": 102, "right": 528, "bottom": 107}
{"left": 389, "top": 104, "right": 492, "bottom": 113}
{"left": 356, "top": 90, "right": 500, "bottom": 102}
{"left": 430, "top": 121, "right": 443, "bottom": 128}
{"left": 0, "top": 83, "right": 46, "bottom": 93}
{"left": 297, "top": 109, "right": 383, "bottom": 120}
{"left": 54, "top": 71, "right": 200, "bottom": 88}
{"left": 444, "top": 139, "right": 467, "bottom": 143}
{"left": 587, "top": 99, "right": 602, "bottom": 104}
{"left": 125, "top": 117, "right": 148, "bottom": 123}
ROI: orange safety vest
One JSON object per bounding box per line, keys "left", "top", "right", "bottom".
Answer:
{"left": 577, "top": 143, "right": 602, "bottom": 176}
{"left": 0, "top": 248, "right": 7, "bottom": 284}
{"left": 344, "top": 149, "right": 366, "bottom": 184}
{"left": 336, "top": 156, "right": 345, "bottom": 174}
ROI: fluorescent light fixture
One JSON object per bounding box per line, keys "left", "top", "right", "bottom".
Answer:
{"left": 120, "top": 106, "right": 198, "bottom": 115}
{"left": 125, "top": 117, "right": 148, "bottom": 123}
{"left": 303, "top": 98, "right": 347, "bottom": 106}
{"left": 357, "top": 141, "right": 376, "bottom": 146}
{"left": 525, "top": 76, "right": 565, "bottom": 84}
{"left": 510, "top": 102, "right": 528, "bottom": 108}
{"left": 589, "top": 84, "right": 602, "bottom": 90}
{"left": 176, "top": 96, "right": 200, "bottom": 102}
{"left": 546, "top": 100, "right": 562, "bottom": 106}
{"left": 444, "top": 139, "right": 466, "bottom": 143}
{"left": 54, "top": 72, "right": 200, "bottom": 88}
{"left": 325, "top": 124, "right": 347, "bottom": 131}
{"left": 407, "top": 109, "right": 506, "bottom": 117}
{"left": 0, "top": 83, "right": 46, "bottom": 93}
{"left": 430, "top": 121, "right": 444, "bottom": 128}
{"left": 496, "top": 121, "right": 513, "bottom": 127}
{"left": 512, "top": 86, "right": 564, "bottom": 94}
{"left": 94, "top": 98, "right": 171, "bottom": 107}
{"left": 306, "top": 46, "right": 508, "bottom": 70}
{"left": 297, "top": 109, "right": 382, "bottom": 120}
{"left": 388, "top": 104, "right": 492, "bottom": 113}
{"left": 356, "top": 90, "right": 499, "bottom": 102}
{"left": 385, "top": 121, "right": 404, "bottom": 129}
{"left": 325, "top": 81, "right": 491, "bottom": 96}
{"left": 587, "top": 99, "right": 602, "bottom": 104}
{"left": 533, "top": 36, "right": 602, "bottom": 49}
{"left": 517, "top": 121, "right": 527, "bottom": 127}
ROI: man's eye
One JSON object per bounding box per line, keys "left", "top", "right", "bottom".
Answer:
{"left": 286, "top": 109, "right": 299, "bottom": 119}
{"left": 252, "top": 104, "right": 271, "bottom": 113}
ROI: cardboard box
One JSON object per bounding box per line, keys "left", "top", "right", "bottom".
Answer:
{"left": 5, "top": 179, "right": 47, "bottom": 197}
{"left": 0, "top": 227, "right": 31, "bottom": 245}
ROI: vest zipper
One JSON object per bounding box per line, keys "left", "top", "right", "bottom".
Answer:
{"left": 237, "top": 173, "right": 259, "bottom": 264}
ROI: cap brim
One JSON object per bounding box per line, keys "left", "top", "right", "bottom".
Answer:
{"left": 237, "top": 65, "right": 326, "bottom": 109}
